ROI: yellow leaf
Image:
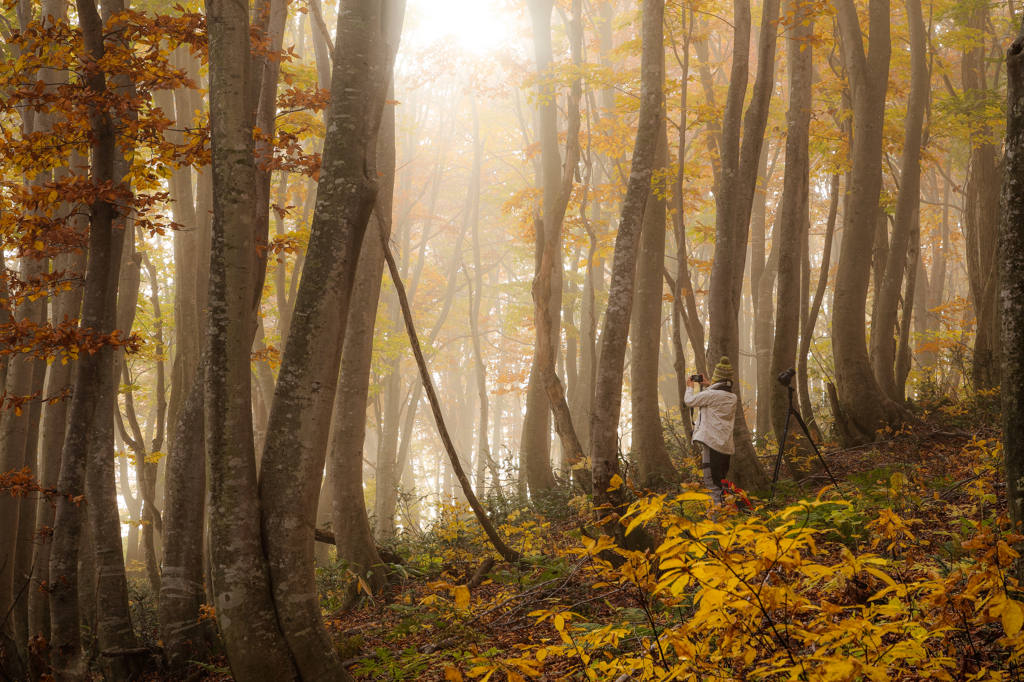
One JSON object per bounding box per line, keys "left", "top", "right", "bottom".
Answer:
{"left": 607, "top": 474, "right": 623, "bottom": 492}
{"left": 444, "top": 666, "right": 463, "bottom": 682}
{"left": 1004, "top": 600, "right": 1024, "bottom": 636}
{"left": 33, "top": 241, "right": 45, "bottom": 251}
{"left": 507, "top": 672, "right": 526, "bottom": 682}
{"left": 453, "top": 584, "right": 470, "bottom": 610}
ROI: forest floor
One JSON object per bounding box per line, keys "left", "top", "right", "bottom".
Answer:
{"left": 126, "top": 389, "right": 1021, "bottom": 681}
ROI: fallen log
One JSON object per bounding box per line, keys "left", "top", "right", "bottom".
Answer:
{"left": 314, "top": 528, "right": 404, "bottom": 566}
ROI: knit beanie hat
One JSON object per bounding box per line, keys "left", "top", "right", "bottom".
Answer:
{"left": 712, "top": 356, "right": 734, "bottom": 383}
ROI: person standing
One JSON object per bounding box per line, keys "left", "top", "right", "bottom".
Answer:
{"left": 684, "top": 357, "right": 738, "bottom": 505}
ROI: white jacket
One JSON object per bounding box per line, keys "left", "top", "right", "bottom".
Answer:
{"left": 684, "top": 383, "right": 738, "bottom": 455}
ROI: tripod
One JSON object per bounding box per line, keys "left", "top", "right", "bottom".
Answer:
{"left": 770, "top": 383, "right": 840, "bottom": 501}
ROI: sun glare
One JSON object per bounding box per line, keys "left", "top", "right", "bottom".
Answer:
{"left": 404, "top": 0, "right": 513, "bottom": 54}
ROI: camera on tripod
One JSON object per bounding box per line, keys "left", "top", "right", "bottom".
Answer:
{"left": 769, "top": 366, "right": 841, "bottom": 500}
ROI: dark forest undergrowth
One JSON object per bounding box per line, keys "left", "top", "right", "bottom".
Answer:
{"left": 92, "top": 392, "right": 1024, "bottom": 681}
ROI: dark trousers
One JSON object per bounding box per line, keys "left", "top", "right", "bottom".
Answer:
{"left": 701, "top": 444, "right": 731, "bottom": 505}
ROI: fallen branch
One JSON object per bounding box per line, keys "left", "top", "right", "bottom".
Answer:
{"left": 467, "top": 557, "right": 495, "bottom": 589}
{"left": 380, "top": 230, "right": 522, "bottom": 564}
{"left": 101, "top": 646, "right": 163, "bottom": 658}
{"left": 314, "top": 528, "right": 405, "bottom": 565}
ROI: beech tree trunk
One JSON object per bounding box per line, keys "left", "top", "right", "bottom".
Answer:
{"left": 29, "top": 166, "right": 87, "bottom": 644}
{"left": 631, "top": 36, "right": 677, "bottom": 487}
{"left": 671, "top": 12, "right": 695, "bottom": 444}
{"left": 256, "top": 2, "right": 404, "bottom": 679}
{"left": 705, "top": 0, "right": 778, "bottom": 491}
{"left": 84, "top": 202, "right": 139, "bottom": 682}
{"left": 328, "top": 83, "right": 399, "bottom": 584}
{"left": 46, "top": 6, "right": 124, "bottom": 680}
{"left": 203, "top": 0, "right": 298, "bottom": 674}
{"left": 521, "top": 0, "right": 563, "bottom": 496}
{"left": 798, "top": 173, "right": 840, "bottom": 436}
{"left": 590, "top": 0, "right": 663, "bottom": 544}
{"left": 963, "top": 1, "right": 1002, "bottom": 392}
{"left": 329, "top": 215, "right": 389, "bottom": 591}
{"left": 831, "top": 0, "right": 906, "bottom": 445}
{"left": 770, "top": 0, "right": 815, "bottom": 478}
{"left": 1001, "top": 24, "right": 1024, "bottom": 571}
{"left": 533, "top": 0, "right": 588, "bottom": 489}
{"left": 869, "top": 0, "right": 927, "bottom": 402}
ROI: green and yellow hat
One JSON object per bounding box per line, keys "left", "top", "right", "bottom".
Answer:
{"left": 712, "top": 356, "right": 733, "bottom": 383}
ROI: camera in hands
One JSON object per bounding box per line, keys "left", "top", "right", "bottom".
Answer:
{"left": 690, "top": 373, "right": 704, "bottom": 384}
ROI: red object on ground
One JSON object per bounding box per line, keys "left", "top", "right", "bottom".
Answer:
{"left": 721, "top": 479, "right": 754, "bottom": 511}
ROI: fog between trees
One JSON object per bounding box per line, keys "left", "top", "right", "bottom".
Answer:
{"left": 1, "top": 0, "right": 1024, "bottom": 678}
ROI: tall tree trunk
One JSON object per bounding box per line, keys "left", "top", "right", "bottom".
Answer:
{"left": 0, "top": 258, "right": 45, "bottom": 675}
{"left": 631, "top": 43, "right": 677, "bottom": 488}
{"left": 963, "top": 1, "right": 1003, "bottom": 392}
{"left": 521, "top": 0, "right": 563, "bottom": 496}
{"left": 869, "top": 0, "right": 927, "bottom": 402}
{"left": 2, "top": 5, "right": 55, "bottom": 668}
{"left": 755, "top": 214, "right": 779, "bottom": 441}
{"left": 797, "top": 173, "right": 840, "bottom": 437}
{"left": 590, "top": 0, "right": 663, "bottom": 545}
{"left": 533, "top": 0, "right": 587, "bottom": 488}
{"left": 29, "top": 161, "right": 87, "bottom": 644}
{"left": 257, "top": 2, "right": 404, "bottom": 678}
{"left": 750, "top": 141, "right": 776, "bottom": 440}
{"left": 11, "top": 287, "right": 47, "bottom": 664}
{"left": 47, "top": 0, "right": 130, "bottom": 672}
{"left": 831, "top": 0, "right": 906, "bottom": 444}
{"left": 85, "top": 210, "right": 141, "bottom": 681}
{"left": 203, "top": 0, "right": 298, "bottom": 674}
{"left": 770, "top": 0, "right": 815, "bottom": 478}
{"left": 671, "top": 11, "right": 695, "bottom": 444}
{"left": 467, "top": 97, "right": 494, "bottom": 498}
{"left": 705, "top": 0, "right": 779, "bottom": 491}
{"left": 1000, "top": 24, "right": 1024, "bottom": 572}
{"left": 895, "top": 219, "right": 921, "bottom": 395}
{"left": 157, "top": 58, "right": 214, "bottom": 665}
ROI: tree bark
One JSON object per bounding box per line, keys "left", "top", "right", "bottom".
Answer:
{"left": 533, "top": 0, "right": 588, "bottom": 489}
{"left": 29, "top": 170, "right": 87, "bottom": 644}
{"left": 963, "top": 1, "right": 1003, "bottom": 392}
{"left": 631, "top": 32, "right": 677, "bottom": 488}
{"left": 798, "top": 173, "right": 840, "bottom": 437}
{"left": 1000, "top": 24, "right": 1024, "bottom": 573}
{"left": 590, "top": 0, "right": 663, "bottom": 545}
{"left": 869, "top": 0, "right": 927, "bottom": 402}
{"left": 203, "top": 0, "right": 298, "bottom": 674}
{"left": 831, "top": 0, "right": 907, "bottom": 444}
{"left": 671, "top": 12, "right": 695, "bottom": 444}
{"left": 705, "top": 0, "right": 779, "bottom": 491}
{"left": 755, "top": 213, "right": 779, "bottom": 441}
{"left": 47, "top": 0, "right": 128, "bottom": 673}
{"left": 770, "top": 0, "right": 815, "bottom": 479}
{"left": 521, "top": 0, "right": 563, "bottom": 496}
{"left": 0, "top": 258, "right": 45, "bottom": 675}
{"left": 329, "top": 199, "right": 392, "bottom": 594}
{"left": 85, "top": 116, "right": 142, "bottom": 678}
{"left": 895, "top": 219, "right": 921, "bottom": 395}
{"left": 256, "top": 2, "right": 404, "bottom": 679}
